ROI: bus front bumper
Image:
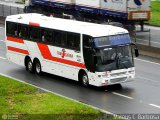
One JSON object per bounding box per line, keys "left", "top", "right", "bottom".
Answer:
{"left": 92, "top": 67, "right": 135, "bottom": 86}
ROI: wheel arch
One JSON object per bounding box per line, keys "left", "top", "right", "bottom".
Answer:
{"left": 78, "top": 69, "right": 87, "bottom": 82}
{"left": 33, "top": 57, "right": 40, "bottom": 64}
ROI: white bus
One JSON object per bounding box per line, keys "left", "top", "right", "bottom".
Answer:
{"left": 5, "top": 13, "right": 139, "bottom": 87}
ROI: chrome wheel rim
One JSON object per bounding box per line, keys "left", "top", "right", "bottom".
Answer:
{"left": 36, "top": 63, "right": 41, "bottom": 73}
{"left": 28, "top": 61, "right": 32, "bottom": 71}
{"left": 82, "top": 75, "right": 88, "bottom": 86}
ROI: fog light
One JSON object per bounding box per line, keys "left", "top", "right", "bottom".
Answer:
{"left": 98, "top": 75, "right": 101, "bottom": 78}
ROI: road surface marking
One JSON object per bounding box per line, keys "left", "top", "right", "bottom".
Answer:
{"left": 135, "top": 58, "right": 160, "bottom": 66}
{"left": 149, "top": 104, "right": 160, "bottom": 109}
{"left": 0, "top": 56, "right": 6, "bottom": 60}
{"left": 0, "top": 73, "right": 113, "bottom": 115}
{"left": 112, "top": 92, "right": 134, "bottom": 100}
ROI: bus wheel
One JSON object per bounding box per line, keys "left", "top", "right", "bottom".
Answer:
{"left": 34, "top": 60, "right": 42, "bottom": 75}
{"left": 26, "top": 58, "right": 33, "bottom": 73}
{"left": 81, "top": 73, "right": 89, "bottom": 87}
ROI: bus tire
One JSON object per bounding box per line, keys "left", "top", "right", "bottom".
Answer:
{"left": 81, "top": 73, "right": 89, "bottom": 87}
{"left": 34, "top": 60, "right": 42, "bottom": 75}
{"left": 26, "top": 58, "right": 33, "bottom": 73}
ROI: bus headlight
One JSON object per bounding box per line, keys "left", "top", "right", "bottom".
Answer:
{"left": 101, "top": 71, "right": 110, "bottom": 77}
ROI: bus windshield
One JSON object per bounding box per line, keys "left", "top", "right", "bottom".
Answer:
{"left": 95, "top": 45, "right": 134, "bottom": 72}
{"left": 92, "top": 34, "right": 134, "bottom": 72}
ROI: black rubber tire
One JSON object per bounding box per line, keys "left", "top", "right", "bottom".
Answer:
{"left": 34, "top": 60, "right": 42, "bottom": 75}
{"left": 81, "top": 73, "right": 89, "bottom": 87}
{"left": 26, "top": 58, "right": 33, "bottom": 73}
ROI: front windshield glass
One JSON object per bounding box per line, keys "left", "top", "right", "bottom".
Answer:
{"left": 95, "top": 45, "right": 134, "bottom": 72}
{"left": 92, "top": 34, "right": 134, "bottom": 72}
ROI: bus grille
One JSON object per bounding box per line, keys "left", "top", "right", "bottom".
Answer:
{"left": 110, "top": 77, "right": 127, "bottom": 84}
{"left": 110, "top": 72, "right": 127, "bottom": 77}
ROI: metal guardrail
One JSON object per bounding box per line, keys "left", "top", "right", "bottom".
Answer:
{"left": 130, "top": 26, "right": 160, "bottom": 48}
{"left": 135, "top": 29, "right": 151, "bottom": 46}
{"left": 0, "top": 4, "right": 24, "bottom": 17}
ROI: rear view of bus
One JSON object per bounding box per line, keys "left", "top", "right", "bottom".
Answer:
{"left": 5, "top": 13, "right": 139, "bottom": 87}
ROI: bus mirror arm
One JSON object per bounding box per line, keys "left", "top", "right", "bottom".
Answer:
{"left": 135, "top": 48, "right": 139, "bottom": 57}
{"left": 131, "top": 43, "right": 139, "bottom": 57}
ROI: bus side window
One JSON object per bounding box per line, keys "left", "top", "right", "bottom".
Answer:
{"left": 54, "top": 30, "right": 62, "bottom": 45}
{"left": 83, "top": 35, "right": 92, "bottom": 47}
{"left": 20, "top": 25, "right": 28, "bottom": 39}
{"left": 61, "top": 32, "right": 67, "bottom": 47}
{"left": 17, "top": 25, "right": 22, "bottom": 37}
{"left": 44, "top": 29, "right": 53, "bottom": 43}
{"left": 67, "top": 32, "right": 80, "bottom": 51}
{"left": 6, "top": 22, "right": 17, "bottom": 37}
{"left": 67, "top": 33, "right": 74, "bottom": 48}
{"left": 74, "top": 34, "right": 80, "bottom": 51}
{"left": 41, "top": 29, "right": 45, "bottom": 42}
{"left": 29, "top": 27, "right": 40, "bottom": 41}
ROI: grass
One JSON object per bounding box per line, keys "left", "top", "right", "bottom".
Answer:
{"left": 15, "top": 0, "right": 25, "bottom": 4}
{"left": 0, "top": 75, "right": 116, "bottom": 120}
{"left": 147, "top": 1, "right": 160, "bottom": 26}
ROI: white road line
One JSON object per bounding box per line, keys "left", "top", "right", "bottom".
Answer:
{"left": 149, "top": 104, "right": 160, "bottom": 109}
{"left": 0, "top": 56, "right": 6, "bottom": 60}
{"left": 135, "top": 58, "right": 160, "bottom": 66}
{"left": 112, "top": 92, "right": 134, "bottom": 100}
{"left": 0, "top": 73, "right": 113, "bottom": 115}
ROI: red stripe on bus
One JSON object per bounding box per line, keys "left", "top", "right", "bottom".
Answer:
{"left": 7, "top": 36, "right": 24, "bottom": 43}
{"left": 7, "top": 46, "right": 29, "bottom": 55}
{"left": 29, "top": 22, "right": 40, "bottom": 27}
{"left": 37, "top": 43, "right": 86, "bottom": 69}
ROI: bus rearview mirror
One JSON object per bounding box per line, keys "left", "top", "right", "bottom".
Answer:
{"left": 135, "top": 48, "right": 139, "bottom": 57}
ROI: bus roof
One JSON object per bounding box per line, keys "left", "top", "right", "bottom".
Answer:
{"left": 6, "top": 13, "right": 128, "bottom": 37}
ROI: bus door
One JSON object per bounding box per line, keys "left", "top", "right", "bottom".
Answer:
{"left": 83, "top": 35, "right": 96, "bottom": 72}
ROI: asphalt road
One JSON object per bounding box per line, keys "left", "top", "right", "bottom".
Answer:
{"left": 0, "top": 26, "right": 160, "bottom": 114}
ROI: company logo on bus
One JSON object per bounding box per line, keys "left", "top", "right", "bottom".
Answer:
{"left": 57, "top": 49, "right": 73, "bottom": 58}
{"left": 134, "top": 0, "right": 146, "bottom": 6}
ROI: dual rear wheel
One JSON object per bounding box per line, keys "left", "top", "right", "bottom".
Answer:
{"left": 26, "top": 58, "right": 42, "bottom": 75}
